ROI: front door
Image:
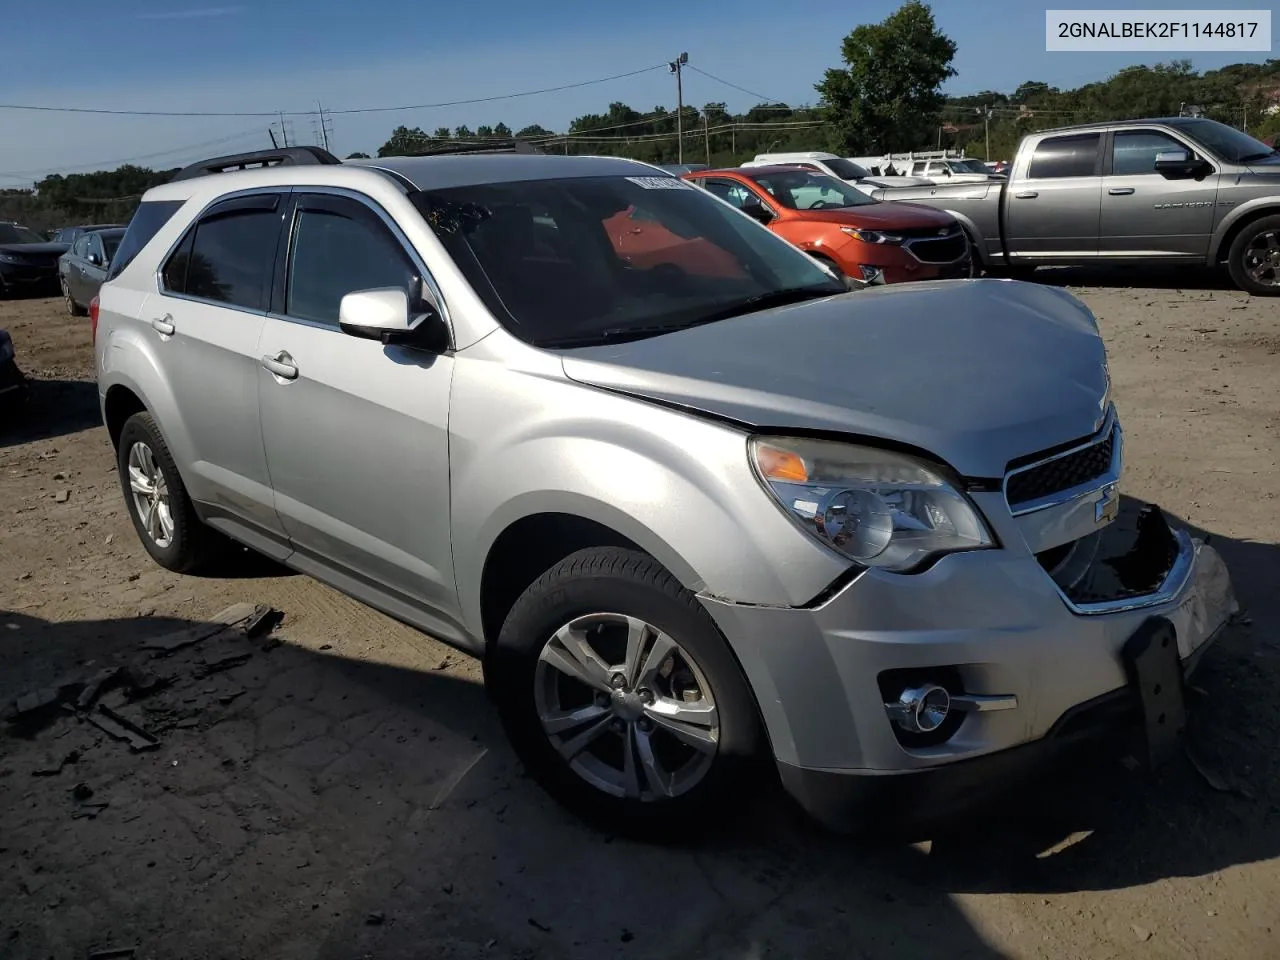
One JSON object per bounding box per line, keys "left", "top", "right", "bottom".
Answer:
{"left": 256, "top": 191, "right": 459, "bottom": 619}
{"left": 1100, "top": 128, "right": 1220, "bottom": 258}
{"left": 81, "top": 232, "right": 110, "bottom": 302}
{"left": 1004, "top": 132, "right": 1104, "bottom": 259}
{"left": 147, "top": 190, "right": 286, "bottom": 553}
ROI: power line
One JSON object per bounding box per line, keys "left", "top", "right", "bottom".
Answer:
{"left": 0, "top": 127, "right": 266, "bottom": 180}
{"left": 685, "top": 66, "right": 782, "bottom": 105}
{"left": 0, "top": 64, "right": 669, "bottom": 118}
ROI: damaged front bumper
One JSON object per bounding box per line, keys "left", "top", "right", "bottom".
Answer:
{"left": 699, "top": 497, "right": 1237, "bottom": 832}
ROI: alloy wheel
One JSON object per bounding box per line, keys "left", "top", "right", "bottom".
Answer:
{"left": 1244, "top": 230, "right": 1280, "bottom": 287}
{"left": 127, "top": 441, "right": 175, "bottom": 548}
{"left": 533, "top": 612, "right": 720, "bottom": 802}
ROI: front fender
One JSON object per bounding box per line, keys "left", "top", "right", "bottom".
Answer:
{"left": 447, "top": 347, "right": 850, "bottom": 638}
{"left": 1210, "top": 196, "right": 1280, "bottom": 261}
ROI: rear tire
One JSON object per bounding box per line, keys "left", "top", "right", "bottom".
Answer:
{"left": 62, "top": 281, "right": 87, "bottom": 317}
{"left": 487, "top": 547, "right": 764, "bottom": 840}
{"left": 115, "top": 411, "right": 228, "bottom": 574}
{"left": 1226, "top": 214, "right": 1280, "bottom": 296}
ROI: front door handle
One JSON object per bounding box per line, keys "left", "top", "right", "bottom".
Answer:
{"left": 261, "top": 352, "right": 298, "bottom": 380}
{"left": 151, "top": 315, "right": 175, "bottom": 336}
{"left": 1014, "top": 191, "right": 1039, "bottom": 199}
{"left": 1108, "top": 186, "right": 1135, "bottom": 195}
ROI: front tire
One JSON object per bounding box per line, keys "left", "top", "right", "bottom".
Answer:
{"left": 1227, "top": 215, "right": 1280, "bottom": 296}
{"left": 116, "top": 411, "right": 225, "bottom": 574}
{"left": 487, "top": 547, "right": 763, "bottom": 839}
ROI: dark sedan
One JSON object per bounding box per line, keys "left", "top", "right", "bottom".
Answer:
{"left": 50, "top": 223, "right": 126, "bottom": 246}
{"left": 0, "top": 222, "right": 68, "bottom": 298}
{"left": 0, "top": 327, "right": 28, "bottom": 410}
{"left": 59, "top": 227, "right": 125, "bottom": 316}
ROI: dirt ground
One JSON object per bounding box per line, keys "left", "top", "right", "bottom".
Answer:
{"left": 2, "top": 267, "right": 1278, "bottom": 960}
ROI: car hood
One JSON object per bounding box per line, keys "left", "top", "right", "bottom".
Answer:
{"left": 796, "top": 202, "right": 955, "bottom": 229}
{"left": 0, "top": 242, "right": 69, "bottom": 257}
{"left": 559, "top": 279, "right": 1111, "bottom": 478}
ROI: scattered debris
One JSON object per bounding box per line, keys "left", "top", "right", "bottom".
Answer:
{"left": 14, "top": 685, "right": 64, "bottom": 718}
{"left": 218, "top": 689, "right": 245, "bottom": 705}
{"left": 319, "top": 644, "right": 333, "bottom": 651}
{"left": 433, "top": 657, "right": 451, "bottom": 671}
{"left": 527, "top": 918, "right": 552, "bottom": 933}
{"left": 120, "top": 665, "right": 168, "bottom": 699}
{"left": 33, "top": 751, "right": 79, "bottom": 777}
{"left": 88, "top": 705, "right": 161, "bottom": 753}
{"left": 175, "top": 718, "right": 199, "bottom": 730}
{"left": 71, "top": 782, "right": 94, "bottom": 801}
{"left": 141, "top": 602, "right": 261, "bottom": 655}
{"left": 620, "top": 929, "right": 635, "bottom": 943}
{"left": 365, "top": 912, "right": 386, "bottom": 926}
{"left": 72, "top": 802, "right": 110, "bottom": 820}
{"left": 441, "top": 882, "right": 454, "bottom": 895}
{"left": 53, "top": 489, "right": 70, "bottom": 503}
{"left": 199, "top": 652, "right": 252, "bottom": 677}
{"left": 75, "top": 667, "right": 122, "bottom": 711}
{"left": 1132, "top": 925, "right": 1152, "bottom": 942}
{"left": 242, "top": 605, "right": 280, "bottom": 639}
{"left": 88, "top": 947, "right": 137, "bottom": 959}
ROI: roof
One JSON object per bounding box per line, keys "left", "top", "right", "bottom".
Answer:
{"left": 1031, "top": 116, "right": 1206, "bottom": 135}
{"left": 689, "top": 165, "right": 811, "bottom": 178}
{"left": 344, "top": 153, "right": 662, "bottom": 191}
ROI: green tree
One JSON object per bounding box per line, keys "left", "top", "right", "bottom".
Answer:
{"left": 432, "top": 127, "right": 453, "bottom": 139}
{"left": 345, "top": 151, "right": 371, "bottom": 159}
{"left": 494, "top": 122, "right": 512, "bottom": 138}
{"left": 515, "top": 123, "right": 552, "bottom": 138}
{"left": 377, "top": 125, "right": 428, "bottom": 157}
{"left": 476, "top": 125, "right": 494, "bottom": 138}
{"left": 454, "top": 125, "right": 473, "bottom": 138}
{"left": 816, "top": 1, "right": 957, "bottom": 153}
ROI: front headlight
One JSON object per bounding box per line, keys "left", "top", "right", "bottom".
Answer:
{"left": 841, "top": 226, "right": 904, "bottom": 244}
{"left": 750, "top": 436, "right": 994, "bottom": 572}
{"left": 0, "top": 252, "right": 22, "bottom": 264}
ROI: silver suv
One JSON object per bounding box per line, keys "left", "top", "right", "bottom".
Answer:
{"left": 94, "top": 146, "right": 1237, "bottom": 835}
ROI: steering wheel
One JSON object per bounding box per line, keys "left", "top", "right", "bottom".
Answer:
{"left": 809, "top": 200, "right": 831, "bottom": 210}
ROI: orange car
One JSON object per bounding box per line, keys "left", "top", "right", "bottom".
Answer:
{"left": 677, "top": 165, "right": 971, "bottom": 285}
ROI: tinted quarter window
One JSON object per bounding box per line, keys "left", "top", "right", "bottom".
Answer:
{"left": 1112, "top": 130, "right": 1189, "bottom": 176}
{"left": 107, "top": 199, "right": 185, "bottom": 281}
{"left": 286, "top": 207, "right": 417, "bottom": 325}
{"left": 162, "top": 230, "right": 194, "bottom": 294}
{"left": 1028, "top": 134, "right": 1101, "bottom": 179}
{"left": 184, "top": 208, "right": 280, "bottom": 310}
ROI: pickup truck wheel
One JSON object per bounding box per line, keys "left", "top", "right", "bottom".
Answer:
{"left": 116, "top": 411, "right": 228, "bottom": 574}
{"left": 1227, "top": 215, "right": 1280, "bottom": 296}
{"left": 488, "top": 546, "right": 763, "bottom": 839}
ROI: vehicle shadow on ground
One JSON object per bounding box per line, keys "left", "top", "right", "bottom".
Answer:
{"left": 0, "top": 377, "right": 100, "bottom": 449}
{"left": 3, "top": 509, "right": 1276, "bottom": 959}
{"left": 1016, "top": 263, "right": 1240, "bottom": 293}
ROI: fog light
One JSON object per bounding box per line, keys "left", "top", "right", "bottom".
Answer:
{"left": 858, "top": 265, "right": 886, "bottom": 284}
{"left": 886, "top": 684, "right": 951, "bottom": 734}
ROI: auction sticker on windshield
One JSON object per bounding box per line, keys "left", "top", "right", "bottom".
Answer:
{"left": 1046, "top": 9, "right": 1271, "bottom": 52}
{"left": 625, "top": 177, "right": 693, "bottom": 189}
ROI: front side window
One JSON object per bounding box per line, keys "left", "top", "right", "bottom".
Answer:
{"left": 702, "top": 179, "right": 757, "bottom": 209}
{"left": 102, "top": 231, "right": 124, "bottom": 262}
{"left": 1028, "top": 134, "right": 1101, "bottom": 179}
{"left": 286, "top": 202, "right": 417, "bottom": 325}
{"left": 823, "top": 157, "right": 870, "bottom": 180}
{"left": 162, "top": 197, "right": 280, "bottom": 310}
{"left": 72, "top": 236, "right": 89, "bottom": 258}
{"left": 1112, "top": 130, "right": 1192, "bottom": 176}
{"left": 1171, "top": 118, "right": 1275, "bottom": 163}
{"left": 411, "top": 174, "right": 843, "bottom": 348}
{"left": 750, "top": 170, "right": 878, "bottom": 210}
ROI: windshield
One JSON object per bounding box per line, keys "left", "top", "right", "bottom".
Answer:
{"left": 824, "top": 157, "right": 870, "bottom": 180}
{"left": 1173, "top": 118, "right": 1275, "bottom": 163}
{"left": 0, "top": 224, "right": 46, "bottom": 244}
{"left": 951, "top": 159, "right": 991, "bottom": 174}
{"left": 411, "top": 175, "right": 844, "bottom": 348}
{"left": 750, "top": 170, "right": 879, "bottom": 210}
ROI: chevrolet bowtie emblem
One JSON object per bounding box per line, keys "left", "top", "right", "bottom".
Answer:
{"left": 1095, "top": 483, "right": 1119, "bottom": 524}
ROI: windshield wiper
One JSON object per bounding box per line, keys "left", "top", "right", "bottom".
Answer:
{"left": 536, "top": 286, "right": 840, "bottom": 349}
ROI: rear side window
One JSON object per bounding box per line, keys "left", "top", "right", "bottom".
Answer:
{"left": 1028, "top": 134, "right": 1101, "bottom": 179}
{"left": 106, "top": 199, "right": 185, "bottom": 281}
{"left": 162, "top": 194, "right": 281, "bottom": 311}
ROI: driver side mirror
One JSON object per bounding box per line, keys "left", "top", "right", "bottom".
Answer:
{"left": 338, "top": 287, "right": 451, "bottom": 354}
{"left": 740, "top": 197, "right": 774, "bottom": 224}
{"left": 87, "top": 253, "right": 102, "bottom": 266}
{"left": 1154, "top": 149, "right": 1208, "bottom": 179}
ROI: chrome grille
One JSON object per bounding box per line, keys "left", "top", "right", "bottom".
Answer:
{"left": 1005, "top": 420, "right": 1117, "bottom": 511}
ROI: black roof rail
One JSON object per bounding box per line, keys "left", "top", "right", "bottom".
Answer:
{"left": 395, "top": 139, "right": 547, "bottom": 158}
{"left": 169, "top": 146, "right": 342, "bottom": 182}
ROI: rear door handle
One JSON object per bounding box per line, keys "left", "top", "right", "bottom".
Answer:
{"left": 1014, "top": 191, "right": 1038, "bottom": 199}
{"left": 261, "top": 352, "right": 298, "bottom": 380}
{"left": 1108, "top": 186, "right": 1135, "bottom": 195}
{"left": 151, "top": 315, "right": 175, "bottom": 336}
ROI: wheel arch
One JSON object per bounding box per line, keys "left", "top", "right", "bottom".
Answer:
{"left": 1211, "top": 201, "right": 1280, "bottom": 263}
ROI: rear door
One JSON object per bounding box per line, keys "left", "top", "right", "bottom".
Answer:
{"left": 1100, "top": 127, "right": 1219, "bottom": 258}
{"left": 65, "top": 236, "right": 90, "bottom": 302}
{"left": 1004, "top": 132, "right": 1103, "bottom": 259}
{"left": 148, "top": 190, "right": 288, "bottom": 554}
{"left": 81, "top": 233, "right": 110, "bottom": 300}
{"left": 256, "top": 190, "right": 458, "bottom": 615}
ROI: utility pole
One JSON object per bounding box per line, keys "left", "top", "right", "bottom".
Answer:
{"left": 669, "top": 52, "right": 688, "bottom": 164}
{"left": 984, "top": 106, "right": 992, "bottom": 161}
{"left": 278, "top": 112, "right": 289, "bottom": 147}
{"left": 703, "top": 107, "right": 711, "bottom": 165}
{"left": 268, "top": 127, "right": 279, "bottom": 149}
{"left": 316, "top": 101, "right": 334, "bottom": 152}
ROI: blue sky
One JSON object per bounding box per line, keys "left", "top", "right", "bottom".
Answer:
{"left": 1, "top": 0, "right": 1275, "bottom": 181}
